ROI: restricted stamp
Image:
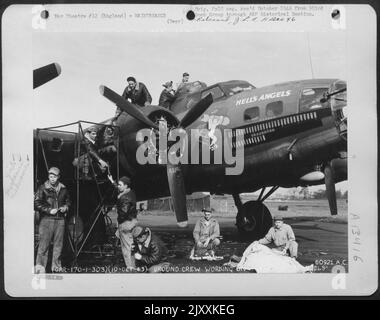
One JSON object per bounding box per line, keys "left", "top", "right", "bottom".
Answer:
{"left": 2, "top": 3, "right": 377, "bottom": 297}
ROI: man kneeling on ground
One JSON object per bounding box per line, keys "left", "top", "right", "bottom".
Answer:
{"left": 131, "top": 226, "right": 170, "bottom": 273}
{"left": 256, "top": 216, "right": 298, "bottom": 259}
{"left": 192, "top": 208, "right": 221, "bottom": 258}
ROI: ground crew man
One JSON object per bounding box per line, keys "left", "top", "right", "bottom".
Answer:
{"left": 159, "top": 81, "right": 176, "bottom": 109}
{"left": 131, "top": 226, "right": 170, "bottom": 273}
{"left": 257, "top": 216, "right": 298, "bottom": 259}
{"left": 109, "top": 175, "right": 138, "bottom": 269}
{"left": 176, "top": 72, "right": 190, "bottom": 92}
{"left": 192, "top": 208, "right": 221, "bottom": 257}
{"left": 122, "top": 76, "right": 152, "bottom": 107}
{"left": 34, "top": 167, "right": 71, "bottom": 272}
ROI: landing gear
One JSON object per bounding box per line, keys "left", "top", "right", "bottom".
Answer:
{"left": 233, "top": 186, "right": 279, "bottom": 240}
{"left": 237, "top": 201, "right": 273, "bottom": 240}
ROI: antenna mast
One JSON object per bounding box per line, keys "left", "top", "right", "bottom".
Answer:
{"left": 306, "top": 32, "right": 315, "bottom": 79}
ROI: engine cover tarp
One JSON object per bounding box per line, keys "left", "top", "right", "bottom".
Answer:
{"left": 236, "top": 243, "right": 313, "bottom": 273}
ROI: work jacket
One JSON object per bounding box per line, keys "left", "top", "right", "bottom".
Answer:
{"left": 116, "top": 189, "right": 137, "bottom": 224}
{"left": 193, "top": 217, "right": 220, "bottom": 243}
{"left": 133, "top": 229, "right": 166, "bottom": 267}
{"left": 158, "top": 89, "right": 176, "bottom": 109}
{"left": 122, "top": 82, "right": 152, "bottom": 107}
{"left": 34, "top": 181, "right": 71, "bottom": 217}
{"left": 259, "top": 224, "right": 296, "bottom": 248}
{"left": 82, "top": 138, "right": 102, "bottom": 163}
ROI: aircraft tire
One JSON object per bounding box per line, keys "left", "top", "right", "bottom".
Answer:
{"left": 237, "top": 201, "right": 273, "bottom": 240}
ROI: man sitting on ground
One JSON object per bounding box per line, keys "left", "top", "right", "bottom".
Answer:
{"left": 256, "top": 216, "right": 298, "bottom": 259}
{"left": 131, "top": 226, "right": 170, "bottom": 273}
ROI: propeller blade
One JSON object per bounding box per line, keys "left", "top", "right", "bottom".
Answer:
{"left": 33, "top": 63, "right": 61, "bottom": 89}
{"left": 166, "top": 162, "right": 188, "bottom": 227}
{"left": 324, "top": 162, "right": 337, "bottom": 215}
{"left": 179, "top": 93, "right": 213, "bottom": 128}
{"left": 99, "top": 85, "right": 159, "bottom": 130}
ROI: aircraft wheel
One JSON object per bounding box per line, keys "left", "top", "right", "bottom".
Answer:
{"left": 237, "top": 201, "right": 273, "bottom": 240}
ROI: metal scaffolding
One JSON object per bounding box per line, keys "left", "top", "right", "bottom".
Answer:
{"left": 35, "top": 120, "right": 120, "bottom": 266}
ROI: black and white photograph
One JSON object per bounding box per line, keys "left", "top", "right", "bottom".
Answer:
{"left": 2, "top": 4, "right": 377, "bottom": 296}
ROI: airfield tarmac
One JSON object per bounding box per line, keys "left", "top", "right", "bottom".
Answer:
{"left": 75, "top": 199, "right": 348, "bottom": 273}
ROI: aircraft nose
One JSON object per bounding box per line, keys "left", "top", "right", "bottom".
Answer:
{"left": 337, "top": 117, "right": 347, "bottom": 140}
{"left": 331, "top": 80, "right": 347, "bottom": 140}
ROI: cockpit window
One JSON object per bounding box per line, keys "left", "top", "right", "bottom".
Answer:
{"left": 176, "top": 81, "right": 207, "bottom": 98}
{"left": 227, "top": 85, "right": 254, "bottom": 96}
{"left": 266, "top": 101, "right": 283, "bottom": 117}
{"left": 221, "top": 83, "right": 254, "bottom": 97}
{"left": 201, "top": 86, "right": 225, "bottom": 100}
{"left": 331, "top": 81, "right": 347, "bottom": 110}
{"left": 244, "top": 107, "right": 260, "bottom": 121}
{"left": 299, "top": 87, "right": 328, "bottom": 111}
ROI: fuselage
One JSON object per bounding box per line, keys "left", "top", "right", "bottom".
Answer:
{"left": 116, "top": 78, "right": 347, "bottom": 200}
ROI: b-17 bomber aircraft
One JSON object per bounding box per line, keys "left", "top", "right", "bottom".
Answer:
{"left": 34, "top": 64, "right": 347, "bottom": 242}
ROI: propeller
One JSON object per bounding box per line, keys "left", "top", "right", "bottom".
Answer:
{"left": 179, "top": 94, "right": 213, "bottom": 128}
{"left": 33, "top": 63, "right": 61, "bottom": 89}
{"left": 100, "top": 85, "right": 214, "bottom": 227}
{"left": 324, "top": 162, "right": 337, "bottom": 215}
{"left": 167, "top": 162, "right": 188, "bottom": 226}
{"left": 99, "top": 85, "right": 159, "bottom": 130}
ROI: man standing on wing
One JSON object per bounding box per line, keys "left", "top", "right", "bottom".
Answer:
{"left": 159, "top": 81, "right": 176, "bottom": 109}
{"left": 121, "top": 76, "right": 152, "bottom": 107}
{"left": 34, "top": 167, "right": 71, "bottom": 272}
{"left": 175, "top": 72, "right": 190, "bottom": 92}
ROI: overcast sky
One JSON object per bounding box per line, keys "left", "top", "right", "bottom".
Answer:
{"left": 32, "top": 31, "right": 347, "bottom": 123}
{"left": 32, "top": 30, "right": 347, "bottom": 191}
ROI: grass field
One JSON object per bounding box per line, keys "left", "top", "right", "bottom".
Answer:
{"left": 143, "top": 198, "right": 348, "bottom": 220}
{"left": 92, "top": 198, "right": 348, "bottom": 273}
